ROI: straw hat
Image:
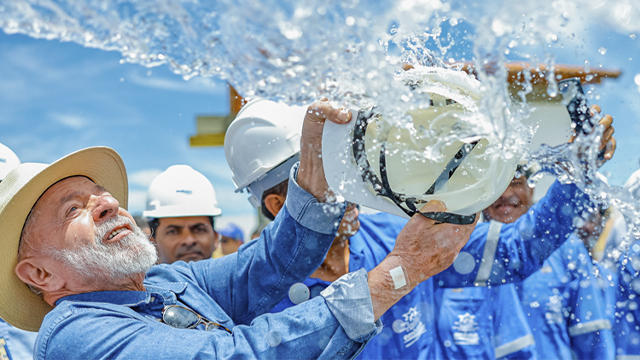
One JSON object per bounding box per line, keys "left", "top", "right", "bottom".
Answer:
{"left": 0, "top": 147, "right": 127, "bottom": 331}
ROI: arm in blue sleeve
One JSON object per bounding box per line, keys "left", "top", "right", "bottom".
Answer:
{"left": 437, "top": 181, "right": 591, "bottom": 287}
{"left": 40, "top": 270, "right": 380, "bottom": 360}
{"left": 41, "top": 297, "right": 376, "bottom": 360}
{"left": 185, "top": 163, "right": 345, "bottom": 325}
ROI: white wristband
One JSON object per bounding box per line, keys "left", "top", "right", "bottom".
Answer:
{"left": 389, "top": 266, "right": 407, "bottom": 289}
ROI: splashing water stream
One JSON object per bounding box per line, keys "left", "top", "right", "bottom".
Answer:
{"left": 2, "top": 0, "right": 640, "bottom": 260}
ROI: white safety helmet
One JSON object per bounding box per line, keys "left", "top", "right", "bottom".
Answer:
{"left": 322, "top": 66, "right": 520, "bottom": 223}
{"left": 624, "top": 169, "right": 640, "bottom": 202}
{"left": 143, "top": 165, "right": 222, "bottom": 219}
{"left": 225, "top": 99, "right": 307, "bottom": 208}
{"left": 0, "top": 142, "right": 20, "bottom": 181}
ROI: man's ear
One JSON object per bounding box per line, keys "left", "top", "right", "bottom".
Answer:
{"left": 264, "top": 194, "right": 286, "bottom": 218}
{"left": 213, "top": 231, "right": 220, "bottom": 248}
{"left": 15, "top": 257, "right": 65, "bottom": 294}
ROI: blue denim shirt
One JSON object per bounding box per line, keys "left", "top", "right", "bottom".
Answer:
{"left": 0, "top": 318, "right": 38, "bottom": 360}
{"left": 33, "top": 164, "right": 381, "bottom": 360}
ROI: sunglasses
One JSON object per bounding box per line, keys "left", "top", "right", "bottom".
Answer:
{"left": 161, "top": 305, "right": 232, "bottom": 334}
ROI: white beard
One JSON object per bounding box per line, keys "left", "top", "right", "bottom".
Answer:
{"left": 46, "top": 216, "right": 158, "bottom": 285}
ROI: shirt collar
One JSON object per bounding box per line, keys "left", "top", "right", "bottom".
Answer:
{"left": 55, "top": 282, "right": 189, "bottom": 307}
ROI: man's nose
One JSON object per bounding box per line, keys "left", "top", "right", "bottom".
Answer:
{"left": 180, "top": 232, "right": 198, "bottom": 246}
{"left": 91, "top": 194, "right": 120, "bottom": 223}
{"left": 499, "top": 187, "right": 515, "bottom": 200}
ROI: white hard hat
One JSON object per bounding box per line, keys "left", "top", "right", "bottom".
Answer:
{"left": 322, "top": 66, "right": 520, "bottom": 223}
{"left": 143, "top": 165, "right": 222, "bottom": 218}
{"left": 225, "top": 99, "right": 307, "bottom": 208}
{"left": 0, "top": 142, "right": 20, "bottom": 181}
{"left": 624, "top": 169, "right": 640, "bottom": 201}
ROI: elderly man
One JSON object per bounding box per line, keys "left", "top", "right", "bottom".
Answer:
{"left": 143, "top": 164, "right": 222, "bottom": 264}
{"left": 0, "top": 101, "right": 477, "bottom": 360}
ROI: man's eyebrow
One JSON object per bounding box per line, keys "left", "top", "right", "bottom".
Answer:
{"left": 59, "top": 184, "right": 109, "bottom": 205}
{"left": 59, "top": 191, "right": 82, "bottom": 205}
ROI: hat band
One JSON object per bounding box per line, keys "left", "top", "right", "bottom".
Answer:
{"left": 351, "top": 106, "right": 477, "bottom": 225}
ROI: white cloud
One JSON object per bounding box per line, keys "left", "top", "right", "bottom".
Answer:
{"left": 128, "top": 169, "right": 163, "bottom": 187}
{"left": 126, "top": 70, "right": 227, "bottom": 95}
{"left": 127, "top": 189, "right": 149, "bottom": 215}
{"left": 51, "top": 113, "right": 88, "bottom": 129}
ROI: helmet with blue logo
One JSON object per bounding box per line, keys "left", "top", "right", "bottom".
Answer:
{"left": 143, "top": 165, "right": 222, "bottom": 218}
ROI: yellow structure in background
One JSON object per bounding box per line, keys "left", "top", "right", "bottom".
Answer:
{"left": 189, "top": 86, "right": 245, "bottom": 147}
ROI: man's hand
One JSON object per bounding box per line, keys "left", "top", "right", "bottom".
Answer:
{"left": 297, "top": 99, "right": 351, "bottom": 202}
{"left": 367, "top": 200, "right": 477, "bottom": 320}
{"left": 568, "top": 105, "right": 616, "bottom": 164}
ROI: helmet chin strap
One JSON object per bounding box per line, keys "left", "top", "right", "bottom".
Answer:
{"left": 352, "top": 106, "right": 477, "bottom": 225}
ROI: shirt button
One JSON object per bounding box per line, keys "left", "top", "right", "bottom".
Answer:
{"left": 289, "top": 283, "right": 310, "bottom": 304}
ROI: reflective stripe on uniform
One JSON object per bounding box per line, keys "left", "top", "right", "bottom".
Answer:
{"left": 568, "top": 319, "right": 612, "bottom": 337}
{"left": 616, "top": 356, "right": 640, "bottom": 360}
{"left": 474, "top": 221, "right": 502, "bottom": 286}
{"left": 494, "top": 334, "right": 535, "bottom": 358}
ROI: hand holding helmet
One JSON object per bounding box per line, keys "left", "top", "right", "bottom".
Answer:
{"left": 297, "top": 99, "right": 352, "bottom": 202}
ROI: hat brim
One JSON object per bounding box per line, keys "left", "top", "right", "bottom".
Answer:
{"left": 0, "top": 147, "right": 127, "bottom": 331}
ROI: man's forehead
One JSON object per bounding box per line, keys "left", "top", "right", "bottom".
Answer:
{"left": 39, "top": 176, "right": 106, "bottom": 205}
{"left": 158, "top": 216, "right": 213, "bottom": 227}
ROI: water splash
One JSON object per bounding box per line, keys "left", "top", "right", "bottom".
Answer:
{"left": 2, "top": 0, "right": 639, "bottom": 257}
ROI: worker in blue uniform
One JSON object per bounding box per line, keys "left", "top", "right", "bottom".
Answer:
{"left": 482, "top": 171, "right": 614, "bottom": 359}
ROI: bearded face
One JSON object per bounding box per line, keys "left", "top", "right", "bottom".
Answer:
{"left": 45, "top": 215, "right": 158, "bottom": 285}
{"left": 16, "top": 176, "right": 158, "bottom": 295}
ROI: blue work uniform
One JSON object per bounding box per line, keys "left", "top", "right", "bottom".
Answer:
{"left": 273, "top": 181, "right": 591, "bottom": 359}
{"left": 613, "top": 241, "right": 640, "bottom": 359}
{"left": 517, "top": 236, "right": 615, "bottom": 360}
{"left": 33, "top": 165, "right": 381, "bottom": 360}
{"left": 433, "top": 285, "right": 535, "bottom": 360}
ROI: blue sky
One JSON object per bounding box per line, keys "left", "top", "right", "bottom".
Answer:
{"left": 0, "top": 31, "right": 259, "bottom": 235}
{"left": 1, "top": 16, "right": 639, "bottom": 236}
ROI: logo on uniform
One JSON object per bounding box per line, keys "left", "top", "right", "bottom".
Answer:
{"left": 453, "top": 313, "right": 480, "bottom": 345}
{"left": 545, "top": 294, "right": 564, "bottom": 324}
{"left": 392, "top": 306, "right": 427, "bottom": 347}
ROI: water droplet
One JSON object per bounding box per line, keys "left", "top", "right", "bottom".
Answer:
{"left": 289, "top": 283, "right": 310, "bottom": 304}
{"left": 266, "top": 330, "right": 282, "bottom": 347}
{"left": 530, "top": 301, "right": 540, "bottom": 308}
{"left": 452, "top": 252, "right": 475, "bottom": 274}
{"left": 345, "top": 17, "right": 355, "bottom": 27}
{"left": 392, "top": 319, "right": 405, "bottom": 333}
{"left": 598, "top": 47, "right": 607, "bottom": 55}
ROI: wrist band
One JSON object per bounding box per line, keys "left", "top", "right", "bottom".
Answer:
{"left": 389, "top": 266, "right": 407, "bottom": 289}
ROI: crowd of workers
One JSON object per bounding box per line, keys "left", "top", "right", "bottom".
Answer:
{"left": 0, "top": 80, "right": 637, "bottom": 360}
